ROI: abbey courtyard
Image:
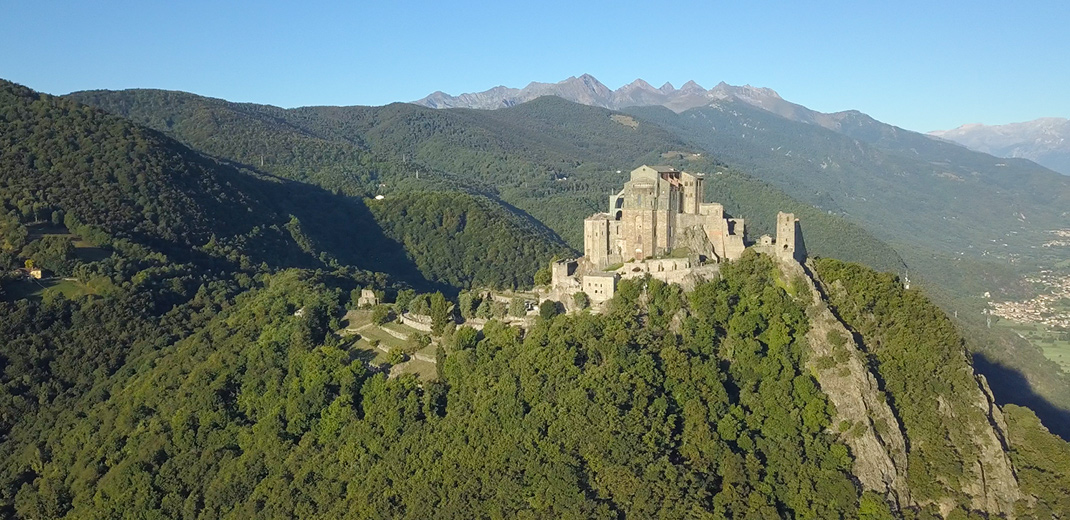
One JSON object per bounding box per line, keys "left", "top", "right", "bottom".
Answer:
{"left": 550, "top": 165, "right": 803, "bottom": 306}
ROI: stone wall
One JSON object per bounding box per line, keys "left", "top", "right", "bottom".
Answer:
{"left": 381, "top": 327, "right": 409, "bottom": 341}
{"left": 399, "top": 313, "right": 433, "bottom": 332}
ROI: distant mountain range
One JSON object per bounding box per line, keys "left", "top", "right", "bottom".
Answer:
{"left": 415, "top": 74, "right": 789, "bottom": 114}
{"left": 415, "top": 74, "right": 917, "bottom": 135}
{"left": 417, "top": 75, "right": 1070, "bottom": 177}
{"left": 931, "top": 118, "right": 1070, "bottom": 175}
{"left": 414, "top": 75, "right": 1070, "bottom": 264}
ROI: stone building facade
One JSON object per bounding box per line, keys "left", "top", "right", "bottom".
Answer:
{"left": 551, "top": 165, "right": 803, "bottom": 309}
{"left": 584, "top": 165, "right": 746, "bottom": 268}
{"left": 754, "top": 212, "right": 802, "bottom": 262}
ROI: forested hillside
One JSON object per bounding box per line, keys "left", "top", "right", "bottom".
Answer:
{"left": 3, "top": 81, "right": 568, "bottom": 291}
{"left": 0, "top": 80, "right": 419, "bottom": 278}
{"left": 68, "top": 90, "right": 906, "bottom": 274}
{"left": 6, "top": 245, "right": 1070, "bottom": 517}
{"left": 0, "top": 79, "right": 1055, "bottom": 518}
{"left": 0, "top": 79, "right": 570, "bottom": 516}
{"left": 64, "top": 87, "right": 1070, "bottom": 434}
{"left": 366, "top": 191, "right": 570, "bottom": 289}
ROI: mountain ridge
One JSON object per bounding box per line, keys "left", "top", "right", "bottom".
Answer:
{"left": 931, "top": 118, "right": 1070, "bottom": 175}
{"left": 414, "top": 74, "right": 792, "bottom": 115}
{"left": 414, "top": 74, "right": 1070, "bottom": 181}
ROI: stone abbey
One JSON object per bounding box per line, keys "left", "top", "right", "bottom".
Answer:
{"left": 584, "top": 165, "right": 747, "bottom": 267}
{"left": 551, "top": 165, "right": 802, "bottom": 306}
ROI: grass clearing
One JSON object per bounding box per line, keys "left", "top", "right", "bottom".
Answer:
{"left": 352, "top": 326, "right": 408, "bottom": 351}
{"left": 4, "top": 278, "right": 90, "bottom": 301}
{"left": 382, "top": 321, "right": 422, "bottom": 337}
{"left": 394, "top": 358, "right": 438, "bottom": 381}
{"left": 996, "top": 320, "right": 1070, "bottom": 372}
{"left": 341, "top": 309, "right": 373, "bottom": 330}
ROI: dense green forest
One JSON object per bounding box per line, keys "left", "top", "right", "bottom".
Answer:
{"left": 365, "top": 191, "right": 570, "bottom": 289}
{"left": 1, "top": 81, "right": 568, "bottom": 292}
{"left": 0, "top": 254, "right": 872, "bottom": 518}
{"left": 6, "top": 246, "right": 1070, "bottom": 517}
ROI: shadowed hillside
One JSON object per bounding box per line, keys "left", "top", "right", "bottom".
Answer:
{"left": 69, "top": 90, "right": 905, "bottom": 275}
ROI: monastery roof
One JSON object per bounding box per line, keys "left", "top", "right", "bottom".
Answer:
{"left": 651, "top": 165, "right": 679, "bottom": 173}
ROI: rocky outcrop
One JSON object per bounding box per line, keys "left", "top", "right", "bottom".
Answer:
{"left": 799, "top": 258, "right": 1022, "bottom": 518}
{"left": 782, "top": 259, "right": 912, "bottom": 507}
{"left": 675, "top": 225, "right": 717, "bottom": 261}
{"left": 960, "top": 373, "right": 1020, "bottom": 514}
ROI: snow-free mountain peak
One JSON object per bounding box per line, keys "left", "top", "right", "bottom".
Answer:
{"left": 412, "top": 74, "right": 793, "bottom": 114}
{"left": 931, "top": 118, "right": 1070, "bottom": 175}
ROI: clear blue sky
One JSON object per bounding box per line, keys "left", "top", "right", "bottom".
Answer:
{"left": 2, "top": 0, "right": 1066, "bottom": 132}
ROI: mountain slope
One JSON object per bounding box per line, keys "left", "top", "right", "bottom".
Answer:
{"left": 56, "top": 86, "right": 573, "bottom": 289}
{"left": 415, "top": 75, "right": 1070, "bottom": 271}
{"left": 0, "top": 80, "right": 405, "bottom": 274}
{"left": 69, "top": 90, "right": 906, "bottom": 275}
{"left": 623, "top": 101, "right": 1070, "bottom": 264}
{"left": 931, "top": 118, "right": 1070, "bottom": 176}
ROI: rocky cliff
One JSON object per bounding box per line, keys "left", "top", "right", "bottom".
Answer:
{"left": 786, "top": 257, "right": 1023, "bottom": 517}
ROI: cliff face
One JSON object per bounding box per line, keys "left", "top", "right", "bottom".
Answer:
{"left": 788, "top": 258, "right": 1022, "bottom": 517}
{"left": 782, "top": 260, "right": 911, "bottom": 506}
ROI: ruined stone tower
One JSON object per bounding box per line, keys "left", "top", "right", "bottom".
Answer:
{"left": 776, "top": 211, "right": 798, "bottom": 261}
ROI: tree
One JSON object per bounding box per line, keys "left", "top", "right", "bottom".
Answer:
{"left": 392, "top": 289, "right": 414, "bottom": 311}
{"left": 490, "top": 300, "right": 508, "bottom": 319}
{"left": 573, "top": 291, "right": 590, "bottom": 310}
{"left": 508, "top": 298, "right": 528, "bottom": 317}
{"left": 409, "top": 294, "right": 430, "bottom": 315}
{"left": 534, "top": 264, "right": 552, "bottom": 286}
{"left": 453, "top": 326, "right": 479, "bottom": 351}
{"left": 475, "top": 298, "right": 493, "bottom": 319}
{"left": 371, "top": 304, "right": 392, "bottom": 325}
{"left": 430, "top": 292, "right": 450, "bottom": 335}
{"left": 409, "top": 333, "right": 431, "bottom": 352}
{"left": 539, "top": 299, "right": 560, "bottom": 320}
{"left": 387, "top": 348, "right": 407, "bottom": 365}
{"left": 458, "top": 291, "right": 479, "bottom": 319}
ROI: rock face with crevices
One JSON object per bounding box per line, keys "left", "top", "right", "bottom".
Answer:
{"left": 780, "top": 259, "right": 912, "bottom": 506}
{"left": 790, "top": 257, "right": 1023, "bottom": 517}
{"left": 962, "top": 374, "right": 1020, "bottom": 514}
